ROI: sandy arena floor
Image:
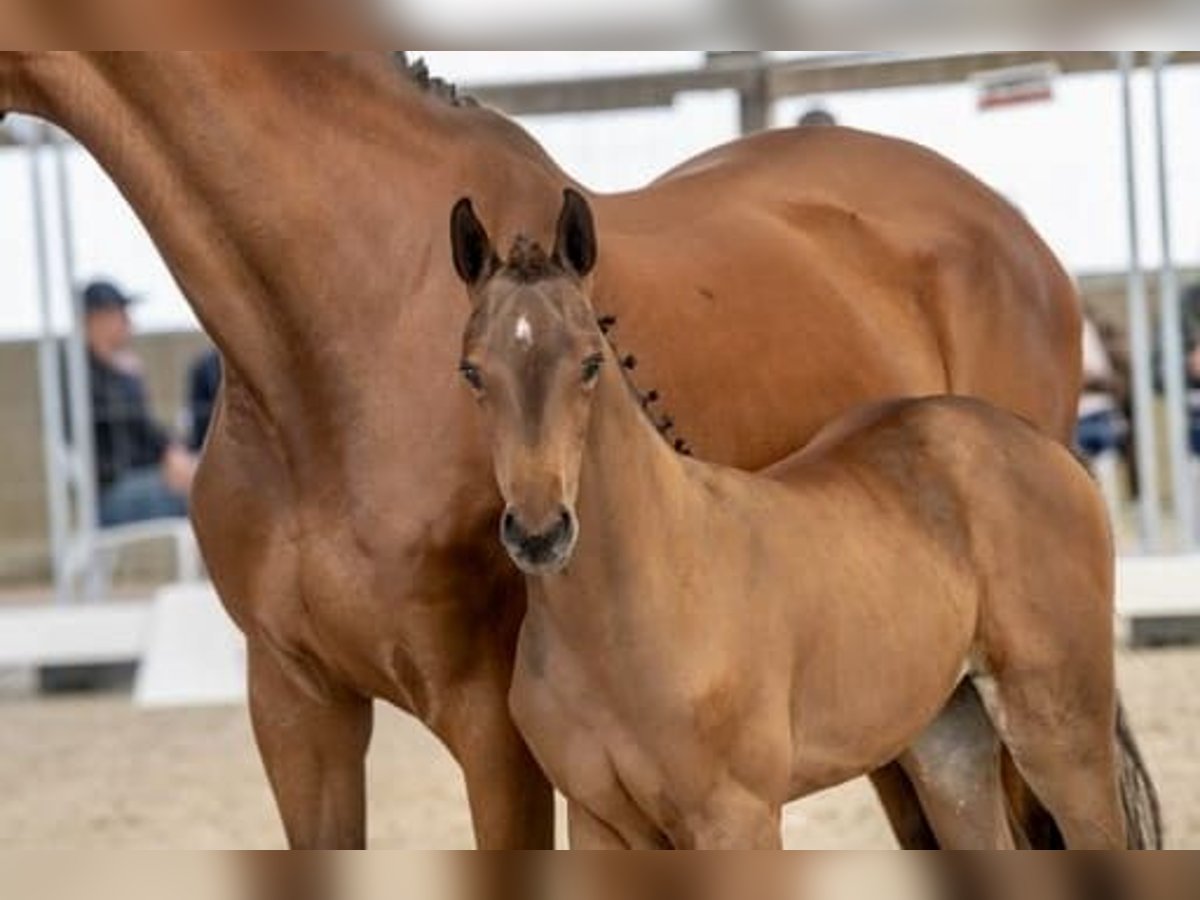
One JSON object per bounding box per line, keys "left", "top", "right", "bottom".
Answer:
{"left": 0, "top": 648, "right": 1196, "bottom": 849}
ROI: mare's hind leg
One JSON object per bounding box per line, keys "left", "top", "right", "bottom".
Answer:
{"left": 898, "top": 680, "right": 1015, "bottom": 849}
{"left": 973, "top": 670, "right": 1125, "bottom": 849}
{"left": 869, "top": 763, "right": 940, "bottom": 848}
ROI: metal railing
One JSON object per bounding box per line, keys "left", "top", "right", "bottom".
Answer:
{"left": 23, "top": 120, "right": 199, "bottom": 608}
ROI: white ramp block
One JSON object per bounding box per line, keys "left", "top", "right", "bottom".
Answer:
{"left": 0, "top": 601, "right": 151, "bottom": 667}
{"left": 1117, "top": 554, "right": 1200, "bottom": 619}
{"left": 135, "top": 583, "right": 246, "bottom": 708}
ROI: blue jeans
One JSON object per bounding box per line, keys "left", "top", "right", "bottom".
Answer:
{"left": 1076, "top": 410, "right": 1126, "bottom": 460}
{"left": 99, "top": 467, "right": 188, "bottom": 527}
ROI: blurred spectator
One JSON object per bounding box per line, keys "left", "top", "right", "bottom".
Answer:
{"left": 1182, "top": 283, "right": 1200, "bottom": 454}
{"left": 1076, "top": 316, "right": 1127, "bottom": 459}
{"left": 83, "top": 280, "right": 196, "bottom": 526}
{"left": 798, "top": 106, "right": 837, "bottom": 127}
{"left": 187, "top": 349, "right": 221, "bottom": 452}
{"left": 1077, "top": 314, "right": 1128, "bottom": 524}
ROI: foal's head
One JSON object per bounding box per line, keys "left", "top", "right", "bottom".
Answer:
{"left": 452, "top": 189, "right": 603, "bottom": 576}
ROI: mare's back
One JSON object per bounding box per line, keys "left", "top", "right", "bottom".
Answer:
{"left": 587, "top": 126, "right": 1081, "bottom": 467}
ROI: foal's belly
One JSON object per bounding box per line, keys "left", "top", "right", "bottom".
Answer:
{"left": 786, "top": 630, "right": 973, "bottom": 798}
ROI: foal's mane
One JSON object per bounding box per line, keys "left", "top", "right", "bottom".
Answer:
{"left": 505, "top": 236, "right": 559, "bottom": 283}
{"left": 393, "top": 52, "right": 476, "bottom": 108}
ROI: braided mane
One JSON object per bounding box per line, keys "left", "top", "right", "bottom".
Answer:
{"left": 597, "top": 315, "right": 693, "bottom": 457}
{"left": 393, "top": 52, "right": 476, "bottom": 108}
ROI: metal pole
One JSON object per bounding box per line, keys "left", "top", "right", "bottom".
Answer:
{"left": 53, "top": 138, "right": 99, "bottom": 550}
{"left": 709, "top": 51, "right": 770, "bottom": 134}
{"left": 1118, "top": 51, "right": 1163, "bottom": 551}
{"left": 28, "top": 128, "right": 72, "bottom": 606}
{"left": 740, "top": 54, "right": 770, "bottom": 135}
{"left": 1151, "top": 52, "right": 1194, "bottom": 549}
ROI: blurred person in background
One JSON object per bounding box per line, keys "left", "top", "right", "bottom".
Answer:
{"left": 83, "top": 280, "right": 196, "bottom": 526}
{"left": 1077, "top": 314, "right": 1127, "bottom": 459}
{"left": 1182, "top": 283, "right": 1200, "bottom": 455}
{"left": 798, "top": 105, "right": 837, "bottom": 127}
{"left": 1076, "top": 313, "right": 1128, "bottom": 523}
{"left": 186, "top": 348, "right": 221, "bottom": 452}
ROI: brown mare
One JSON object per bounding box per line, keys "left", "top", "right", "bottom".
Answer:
{"left": 452, "top": 190, "right": 1159, "bottom": 849}
{"left": 3, "top": 51, "right": 1085, "bottom": 848}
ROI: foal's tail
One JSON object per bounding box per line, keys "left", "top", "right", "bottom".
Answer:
{"left": 1116, "top": 699, "right": 1163, "bottom": 849}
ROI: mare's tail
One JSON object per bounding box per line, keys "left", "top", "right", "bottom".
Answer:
{"left": 1116, "top": 699, "right": 1163, "bottom": 849}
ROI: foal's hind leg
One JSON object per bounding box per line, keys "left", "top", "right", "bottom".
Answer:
{"left": 973, "top": 670, "right": 1125, "bottom": 849}
{"left": 898, "top": 680, "right": 1015, "bottom": 849}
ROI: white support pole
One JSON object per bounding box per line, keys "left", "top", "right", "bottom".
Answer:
{"left": 28, "top": 128, "right": 72, "bottom": 606}
{"left": 1118, "top": 51, "right": 1163, "bottom": 552}
{"left": 1151, "top": 52, "right": 1194, "bottom": 550}
{"left": 53, "top": 137, "right": 100, "bottom": 561}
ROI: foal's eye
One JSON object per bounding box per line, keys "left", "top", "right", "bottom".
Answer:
{"left": 582, "top": 354, "right": 604, "bottom": 384}
{"left": 459, "top": 362, "right": 483, "bottom": 391}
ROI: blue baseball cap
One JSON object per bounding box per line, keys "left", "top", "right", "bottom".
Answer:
{"left": 83, "top": 280, "right": 138, "bottom": 314}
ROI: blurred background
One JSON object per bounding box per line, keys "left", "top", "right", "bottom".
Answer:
{"left": 1, "top": 51, "right": 1199, "bottom": 849}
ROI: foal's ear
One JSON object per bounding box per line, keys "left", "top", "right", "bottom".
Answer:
{"left": 450, "top": 198, "right": 497, "bottom": 289}
{"left": 553, "top": 188, "right": 597, "bottom": 279}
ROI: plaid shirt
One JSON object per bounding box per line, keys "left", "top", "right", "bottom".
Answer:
{"left": 89, "top": 352, "right": 169, "bottom": 489}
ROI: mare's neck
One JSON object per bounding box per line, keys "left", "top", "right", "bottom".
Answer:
{"left": 5, "top": 53, "right": 557, "bottom": 431}
{"left": 16, "top": 54, "right": 437, "bottom": 377}
{"left": 532, "top": 345, "right": 692, "bottom": 628}
{"left": 1, "top": 1, "right": 378, "bottom": 46}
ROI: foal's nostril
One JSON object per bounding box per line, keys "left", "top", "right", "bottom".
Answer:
{"left": 501, "top": 508, "right": 524, "bottom": 546}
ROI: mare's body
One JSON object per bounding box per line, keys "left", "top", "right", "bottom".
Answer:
{"left": 2, "top": 51, "right": 1081, "bottom": 847}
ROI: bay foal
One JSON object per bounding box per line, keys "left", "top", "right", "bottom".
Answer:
{"left": 452, "top": 190, "right": 1149, "bottom": 850}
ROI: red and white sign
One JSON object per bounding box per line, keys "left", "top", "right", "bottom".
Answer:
{"left": 973, "top": 63, "right": 1058, "bottom": 111}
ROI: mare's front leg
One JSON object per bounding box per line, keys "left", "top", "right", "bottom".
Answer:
{"left": 247, "top": 639, "right": 373, "bottom": 848}
{"left": 429, "top": 592, "right": 556, "bottom": 850}
{"left": 678, "top": 790, "right": 783, "bottom": 850}
{"left": 194, "top": 399, "right": 373, "bottom": 849}
{"left": 568, "top": 801, "right": 632, "bottom": 848}
{"left": 437, "top": 670, "right": 555, "bottom": 849}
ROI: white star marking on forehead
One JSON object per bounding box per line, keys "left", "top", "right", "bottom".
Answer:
{"left": 515, "top": 316, "right": 534, "bottom": 348}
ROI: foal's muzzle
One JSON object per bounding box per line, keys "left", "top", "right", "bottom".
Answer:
{"left": 500, "top": 505, "right": 578, "bottom": 575}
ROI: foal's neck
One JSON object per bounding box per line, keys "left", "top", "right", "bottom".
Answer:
{"left": 536, "top": 346, "right": 690, "bottom": 615}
